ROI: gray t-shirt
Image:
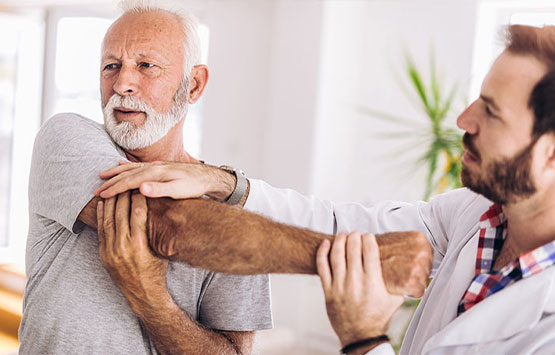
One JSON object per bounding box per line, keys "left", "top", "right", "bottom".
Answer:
{"left": 19, "top": 113, "right": 272, "bottom": 354}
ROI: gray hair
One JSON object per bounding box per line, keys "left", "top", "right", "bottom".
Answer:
{"left": 118, "top": 0, "right": 201, "bottom": 77}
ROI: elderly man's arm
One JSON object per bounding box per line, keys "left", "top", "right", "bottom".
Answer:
{"left": 79, "top": 194, "right": 432, "bottom": 297}
{"left": 88, "top": 192, "right": 254, "bottom": 355}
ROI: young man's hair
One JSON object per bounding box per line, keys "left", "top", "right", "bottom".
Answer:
{"left": 506, "top": 25, "right": 555, "bottom": 137}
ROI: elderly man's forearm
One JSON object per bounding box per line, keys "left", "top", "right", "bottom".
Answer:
{"left": 146, "top": 198, "right": 432, "bottom": 298}
{"left": 147, "top": 197, "right": 331, "bottom": 274}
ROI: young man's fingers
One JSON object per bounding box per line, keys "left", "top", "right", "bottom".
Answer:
{"left": 95, "top": 170, "right": 133, "bottom": 196}
{"left": 96, "top": 171, "right": 139, "bottom": 198}
{"left": 98, "top": 168, "right": 166, "bottom": 198}
{"left": 98, "top": 161, "right": 137, "bottom": 179}
{"left": 362, "top": 233, "right": 384, "bottom": 281}
{"left": 139, "top": 180, "right": 188, "bottom": 198}
{"left": 346, "top": 231, "right": 363, "bottom": 275}
{"left": 316, "top": 239, "right": 333, "bottom": 292}
{"left": 330, "top": 233, "right": 347, "bottom": 287}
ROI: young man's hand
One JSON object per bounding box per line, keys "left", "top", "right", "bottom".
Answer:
{"left": 94, "top": 161, "right": 235, "bottom": 202}
{"left": 317, "top": 232, "right": 403, "bottom": 349}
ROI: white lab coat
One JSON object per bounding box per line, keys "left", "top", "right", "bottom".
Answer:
{"left": 244, "top": 179, "right": 555, "bottom": 354}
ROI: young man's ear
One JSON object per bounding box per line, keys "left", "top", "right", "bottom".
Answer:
{"left": 187, "top": 65, "right": 209, "bottom": 104}
{"left": 536, "top": 133, "right": 555, "bottom": 175}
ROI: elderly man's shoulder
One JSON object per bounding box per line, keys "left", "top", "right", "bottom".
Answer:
{"left": 41, "top": 112, "right": 103, "bottom": 133}
{"left": 35, "top": 112, "right": 110, "bottom": 144}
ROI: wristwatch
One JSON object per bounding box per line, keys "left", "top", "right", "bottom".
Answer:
{"left": 219, "top": 165, "right": 248, "bottom": 206}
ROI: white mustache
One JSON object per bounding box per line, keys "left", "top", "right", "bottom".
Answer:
{"left": 105, "top": 94, "right": 154, "bottom": 115}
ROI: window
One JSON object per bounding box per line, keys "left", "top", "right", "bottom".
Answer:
{"left": 471, "top": 0, "right": 555, "bottom": 98}
{"left": 0, "top": 12, "right": 43, "bottom": 263}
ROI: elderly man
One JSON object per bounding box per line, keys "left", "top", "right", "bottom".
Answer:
{"left": 96, "top": 24, "right": 555, "bottom": 354}
{"left": 19, "top": 1, "right": 273, "bottom": 354}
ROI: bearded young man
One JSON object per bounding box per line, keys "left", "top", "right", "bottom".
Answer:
{"left": 18, "top": 2, "right": 274, "bottom": 354}
{"left": 95, "top": 25, "right": 555, "bottom": 354}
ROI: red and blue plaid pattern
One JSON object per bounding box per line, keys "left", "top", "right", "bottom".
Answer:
{"left": 457, "top": 204, "right": 555, "bottom": 315}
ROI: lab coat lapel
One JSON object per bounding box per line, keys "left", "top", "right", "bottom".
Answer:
{"left": 423, "top": 266, "right": 555, "bottom": 352}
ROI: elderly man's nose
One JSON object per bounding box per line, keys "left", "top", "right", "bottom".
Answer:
{"left": 113, "top": 67, "right": 139, "bottom": 96}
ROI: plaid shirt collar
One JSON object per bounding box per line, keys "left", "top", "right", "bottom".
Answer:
{"left": 457, "top": 203, "right": 555, "bottom": 315}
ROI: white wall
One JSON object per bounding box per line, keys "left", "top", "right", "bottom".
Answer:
{"left": 199, "top": 0, "right": 324, "bottom": 195}
{"left": 312, "top": 0, "right": 479, "bottom": 205}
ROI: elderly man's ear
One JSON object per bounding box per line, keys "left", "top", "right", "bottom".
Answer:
{"left": 188, "top": 64, "right": 209, "bottom": 104}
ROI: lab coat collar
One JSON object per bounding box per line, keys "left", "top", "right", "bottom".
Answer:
{"left": 423, "top": 265, "right": 555, "bottom": 352}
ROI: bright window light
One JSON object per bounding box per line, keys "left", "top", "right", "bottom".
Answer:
{"left": 55, "top": 17, "right": 113, "bottom": 123}
{"left": 0, "top": 12, "right": 43, "bottom": 263}
{"left": 511, "top": 12, "right": 555, "bottom": 26}
{"left": 470, "top": 1, "right": 555, "bottom": 99}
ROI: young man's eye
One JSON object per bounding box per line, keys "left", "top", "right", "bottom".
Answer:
{"left": 485, "top": 105, "right": 496, "bottom": 117}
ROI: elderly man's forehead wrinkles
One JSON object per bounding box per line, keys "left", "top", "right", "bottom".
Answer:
{"left": 102, "top": 37, "right": 178, "bottom": 61}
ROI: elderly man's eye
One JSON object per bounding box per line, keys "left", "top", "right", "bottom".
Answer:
{"left": 140, "top": 62, "right": 155, "bottom": 68}
{"left": 103, "top": 63, "right": 118, "bottom": 71}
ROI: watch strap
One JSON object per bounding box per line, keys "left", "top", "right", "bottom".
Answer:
{"left": 219, "top": 165, "right": 248, "bottom": 205}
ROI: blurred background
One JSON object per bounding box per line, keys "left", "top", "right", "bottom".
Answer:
{"left": 0, "top": 0, "right": 554, "bottom": 353}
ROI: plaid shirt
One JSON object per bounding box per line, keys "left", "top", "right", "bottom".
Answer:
{"left": 457, "top": 204, "right": 555, "bottom": 315}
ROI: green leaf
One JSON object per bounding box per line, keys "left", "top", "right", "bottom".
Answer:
{"left": 406, "top": 55, "right": 431, "bottom": 116}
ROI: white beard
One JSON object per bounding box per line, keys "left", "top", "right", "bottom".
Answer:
{"left": 102, "top": 81, "right": 188, "bottom": 151}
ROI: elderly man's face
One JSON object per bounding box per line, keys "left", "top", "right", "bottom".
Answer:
{"left": 456, "top": 51, "right": 548, "bottom": 204}
{"left": 100, "top": 10, "right": 187, "bottom": 150}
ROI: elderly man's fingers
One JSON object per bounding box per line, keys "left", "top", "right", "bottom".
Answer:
{"left": 130, "top": 192, "right": 149, "bottom": 247}
{"left": 114, "top": 192, "right": 131, "bottom": 247}
{"left": 346, "top": 232, "right": 363, "bottom": 275}
{"left": 96, "top": 200, "right": 105, "bottom": 251}
{"left": 330, "top": 233, "right": 348, "bottom": 289}
{"left": 103, "top": 196, "right": 117, "bottom": 251}
{"left": 316, "top": 239, "right": 333, "bottom": 293}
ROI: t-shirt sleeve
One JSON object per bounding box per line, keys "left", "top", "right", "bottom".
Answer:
{"left": 28, "top": 113, "right": 127, "bottom": 233}
{"left": 197, "top": 272, "right": 273, "bottom": 331}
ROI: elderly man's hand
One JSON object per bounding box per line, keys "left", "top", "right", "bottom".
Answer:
{"left": 94, "top": 161, "right": 235, "bottom": 202}
{"left": 317, "top": 232, "right": 404, "bottom": 349}
{"left": 376, "top": 231, "right": 432, "bottom": 297}
{"left": 96, "top": 191, "right": 169, "bottom": 313}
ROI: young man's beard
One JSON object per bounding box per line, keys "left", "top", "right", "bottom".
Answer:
{"left": 461, "top": 137, "right": 538, "bottom": 205}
